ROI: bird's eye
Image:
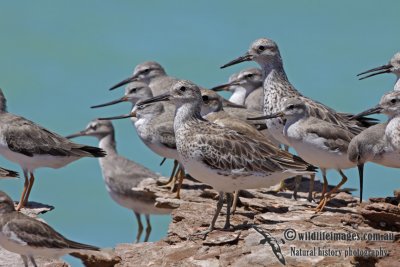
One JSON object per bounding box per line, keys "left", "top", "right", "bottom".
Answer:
{"left": 130, "top": 88, "right": 137, "bottom": 93}
{"left": 202, "top": 95, "right": 209, "bottom": 102}
{"left": 246, "top": 74, "right": 254, "bottom": 78}
{"left": 258, "top": 45, "right": 265, "bottom": 51}
{"left": 287, "top": 105, "right": 294, "bottom": 110}
{"left": 143, "top": 69, "right": 150, "bottom": 73}
{"left": 91, "top": 124, "right": 97, "bottom": 130}
{"left": 180, "top": 86, "right": 186, "bottom": 92}
{"left": 390, "top": 98, "right": 397, "bottom": 104}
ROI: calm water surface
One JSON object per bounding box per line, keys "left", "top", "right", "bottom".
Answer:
{"left": 0, "top": 1, "right": 399, "bottom": 266}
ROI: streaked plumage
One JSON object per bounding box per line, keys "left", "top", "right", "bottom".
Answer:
{"left": 221, "top": 38, "right": 376, "bottom": 146}
{"left": 0, "top": 191, "right": 99, "bottom": 266}
{"left": 138, "top": 80, "right": 316, "bottom": 235}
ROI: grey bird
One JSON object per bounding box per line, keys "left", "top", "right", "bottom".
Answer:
{"left": 357, "top": 52, "right": 400, "bottom": 91}
{"left": 212, "top": 67, "right": 264, "bottom": 111}
{"left": 0, "top": 89, "right": 105, "bottom": 210}
{"left": 109, "top": 61, "right": 179, "bottom": 96}
{"left": 0, "top": 191, "right": 100, "bottom": 267}
{"left": 66, "top": 119, "right": 173, "bottom": 242}
{"left": 138, "top": 80, "right": 316, "bottom": 237}
{"left": 349, "top": 91, "right": 400, "bottom": 193}
{"left": 257, "top": 98, "right": 362, "bottom": 210}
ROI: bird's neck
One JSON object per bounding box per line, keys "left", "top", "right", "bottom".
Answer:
{"left": 99, "top": 133, "right": 117, "bottom": 155}
{"left": 174, "top": 101, "right": 203, "bottom": 131}
{"left": 394, "top": 76, "right": 400, "bottom": 91}
{"left": 229, "top": 87, "right": 247, "bottom": 105}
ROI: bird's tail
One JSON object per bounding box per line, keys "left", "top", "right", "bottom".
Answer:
{"left": 79, "top": 146, "right": 107, "bottom": 157}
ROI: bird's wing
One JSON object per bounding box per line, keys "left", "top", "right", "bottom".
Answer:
{"left": 192, "top": 121, "right": 315, "bottom": 176}
{"left": 3, "top": 114, "right": 104, "bottom": 157}
{"left": 155, "top": 122, "right": 176, "bottom": 149}
{"left": 3, "top": 214, "right": 99, "bottom": 250}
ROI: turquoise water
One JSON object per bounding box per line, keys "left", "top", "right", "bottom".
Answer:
{"left": 0, "top": 1, "right": 400, "bottom": 266}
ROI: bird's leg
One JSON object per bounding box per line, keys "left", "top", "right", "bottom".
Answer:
{"left": 189, "top": 191, "right": 224, "bottom": 239}
{"left": 292, "top": 175, "right": 302, "bottom": 200}
{"left": 21, "top": 255, "right": 28, "bottom": 267}
{"left": 23, "top": 173, "right": 35, "bottom": 206}
{"left": 159, "top": 160, "right": 178, "bottom": 187}
{"left": 144, "top": 215, "right": 152, "bottom": 242}
{"left": 307, "top": 174, "right": 315, "bottom": 202}
{"left": 16, "top": 171, "right": 29, "bottom": 211}
{"left": 175, "top": 167, "right": 185, "bottom": 199}
{"left": 134, "top": 212, "right": 143, "bottom": 243}
{"left": 321, "top": 168, "right": 328, "bottom": 198}
{"left": 231, "top": 190, "right": 240, "bottom": 214}
{"left": 315, "top": 170, "right": 348, "bottom": 212}
{"left": 224, "top": 193, "right": 232, "bottom": 230}
{"left": 29, "top": 256, "right": 38, "bottom": 267}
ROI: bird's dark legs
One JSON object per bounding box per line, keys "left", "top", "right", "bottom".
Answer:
{"left": 134, "top": 212, "right": 143, "bottom": 243}
{"left": 144, "top": 215, "right": 151, "bottom": 242}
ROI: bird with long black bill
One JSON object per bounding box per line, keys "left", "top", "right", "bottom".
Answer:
{"left": 66, "top": 119, "right": 173, "bottom": 242}
{"left": 357, "top": 52, "right": 400, "bottom": 91}
{"left": 220, "top": 38, "right": 376, "bottom": 203}
{"left": 137, "top": 80, "right": 316, "bottom": 237}
{"left": 251, "top": 98, "right": 364, "bottom": 210}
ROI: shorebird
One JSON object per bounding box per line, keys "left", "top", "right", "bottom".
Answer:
{"left": 221, "top": 38, "right": 376, "bottom": 147}
{"left": 138, "top": 80, "right": 316, "bottom": 236}
{"left": 0, "top": 167, "right": 19, "bottom": 179}
{"left": 257, "top": 98, "right": 362, "bottom": 210}
{"left": 97, "top": 101, "right": 185, "bottom": 198}
{"left": 0, "top": 191, "right": 100, "bottom": 266}
{"left": 349, "top": 90, "right": 400, "bottom": 170}
{"left": 109, "top": 61, "right": 179, "bottom": 96}
{"left": 357, "top": 52, "right": 400, "bottom": 91}
{"left": 67, "top": 119, "right": 173, "bottom": 242}
{"left": 212, "top": 67, "right": 264, "bottom": 111}
{"left": 0, "top": 89, "right": 106, "bottom": 210}
{"left": 92, "top": 82, "right": 179, "bottom": 189}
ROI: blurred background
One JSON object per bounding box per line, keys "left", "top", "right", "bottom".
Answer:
{"left": 0, "top": 1, "right": 399, "bottom": 266}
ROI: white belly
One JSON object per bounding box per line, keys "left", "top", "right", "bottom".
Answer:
{"left": 142, "top": 140, "right": 178, "bottom": 160}
{"left": 182, "top": 159, "right": 293, "bottom": 192}
{"left": 373, "top": 150, "right": 400, "bottom": 168}
{"left": 0, "top": 145, "right": 79, "bottom": 172}
{"left": 0, "top": 232, "right": 74, "bottom": 259}
{"left": 289, "top": 137, "right": 355, "bottom": 170}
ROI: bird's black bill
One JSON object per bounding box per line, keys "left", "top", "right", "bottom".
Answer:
{"left": 109, "top": 76, "right": 138, "bottom": 91}
{"left": 351, "top": 105, "right": 382, "bottom": 119}
{"left": 247, "top": 112, "right": 284, "bottom": 120}
{"left": 98, "top": 113, "right": 133, "bottom": 120}
{"left": 91, "top": 97, "right": 127, "bottom": 109}
{"left": 211, "top": 81, "right": 241, "bottom": 91}
{"left": 357, "top": 164, "right": 364, "bottom": 203}
{"left": 222, "top": 99, "right": 246, "bottom": 109}
{"left": 220, "top": 53, "right": 252, "bottom": 69}
{"left": 139, "top": 93, "right": 170, "bottom": 106}
{"left": 357, "top": 64, "right": 392, "bottom": 80}
{"left": 65, "top": 131, "right": 87, "bottom": 139}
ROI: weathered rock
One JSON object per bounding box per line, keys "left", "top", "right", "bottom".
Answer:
{"left": 112, "top": 177, "right": 400, "bottom": 267}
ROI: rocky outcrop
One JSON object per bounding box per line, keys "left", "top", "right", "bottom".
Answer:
{"left": 3, "top": 178, "right": 399, "bottom": 267}
{"left": 113, "top": 177, "right": 400, "bottom": 267}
